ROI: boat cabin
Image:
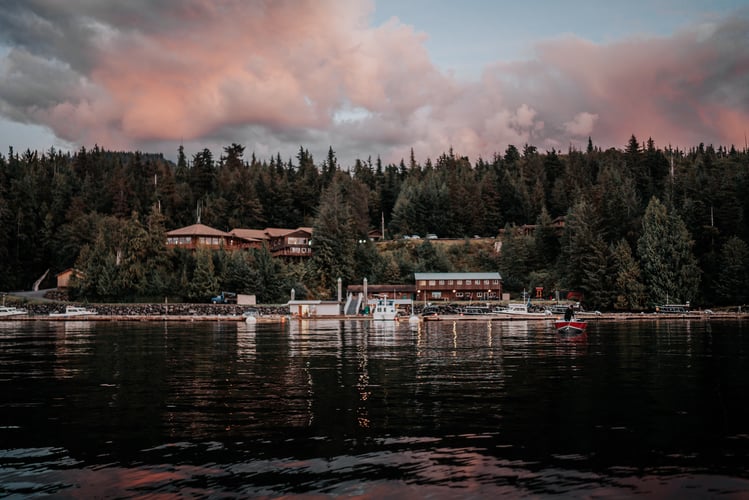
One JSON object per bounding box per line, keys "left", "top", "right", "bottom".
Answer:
{"left": 656, "top": 304, "right": 690, "bottom": 313}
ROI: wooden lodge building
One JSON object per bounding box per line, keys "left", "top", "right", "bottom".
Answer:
{"left": 166, "top": 223, "right": 313, "bottom": 259}
{"left": 414, "top": 272, "right": 503, "bottom": 302}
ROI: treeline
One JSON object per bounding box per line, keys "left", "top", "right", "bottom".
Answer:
{"left": 1, "top": 137, "right": 748, "bottom": 308}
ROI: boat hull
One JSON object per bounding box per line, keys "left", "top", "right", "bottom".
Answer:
{"left": 49, "top": 306, "right": 98, "bottom": 318}
{"left": 0, "top": 308, "right": 28, "bottom": 317}
{"left": 373, "top": 313, "right": 397, "bottom": 321}
{"left": 554, "top": 320, "right": 587, "bottom": 334}
{"left": 49, "top": 313, "right": 98, "bottom": 317}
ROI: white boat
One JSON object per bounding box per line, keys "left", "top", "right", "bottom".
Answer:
{"left": 656, "top": 304, "right": 691, "bottom": 314}
{"left": 372, "top": 298, "right": 398, "bottom": 321}
{"left": 49, "top": 306, "right": 98, "bottom": 317}
{"left": 459, "top": 305, "right": 491, "bottom": 315}
{"left": 0, "top": 305, "right": 28, "bottom": 317}
{"left": 243, "top": 308, "right": 260, "bottom": 323}
{"left": 493, "top": 302, "right": 551, "bottom": 317}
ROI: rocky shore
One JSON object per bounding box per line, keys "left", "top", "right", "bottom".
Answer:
{"left": 2, "top": 301, "right": 287, "bottom": 319}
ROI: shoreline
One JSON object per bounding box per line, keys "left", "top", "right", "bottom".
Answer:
{"left": 1, "top": 311, "right": 746, "bottom": 322}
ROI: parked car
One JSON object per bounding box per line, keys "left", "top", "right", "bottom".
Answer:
{"left": 426, "top": 233, "right": 438, "bottom": 239}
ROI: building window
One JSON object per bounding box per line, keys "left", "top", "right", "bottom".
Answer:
{"left": 439, "top": 280, "right": 445, "bottom": 285}
{"left": 457, "top": 280, "right": 463, "bottom": 285}
{"left": 418, "top": 280, "right": 426, "bottom": 287}
{"left": 466, "top": 280, "right": 472, "bottom": 285}
{"left": 428, "top": 280, "right": 436, "bottom": 286}
{"left": 448, "top": 280, "right": 454, "bottom": 285}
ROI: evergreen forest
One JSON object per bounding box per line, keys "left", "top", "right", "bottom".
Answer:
{"left": 1, "top": 135, "right": 748, "bottom": 310}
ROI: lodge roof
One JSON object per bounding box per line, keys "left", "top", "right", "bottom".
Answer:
{"left": 228, "top": 228, "right": 267, "bottom": 241}
{"left": 414, "top": 272, "right": 503, "bottom": 280}
{"left": 264, "top": 227, "right": 313, "bottom": 237}
{"left": 166, "top": 223, "right": 229, "bottom": 237}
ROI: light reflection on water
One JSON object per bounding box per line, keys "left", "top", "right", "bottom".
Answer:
{"left": 1, "top": 318, "right": 749, "bottom": 498}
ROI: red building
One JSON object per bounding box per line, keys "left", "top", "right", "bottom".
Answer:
{"left": 414, "top": 272, "right": 503, "bottom": 302}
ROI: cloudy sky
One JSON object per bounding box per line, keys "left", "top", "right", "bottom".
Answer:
{"left": 1, "top": 0, "right": 747, "bottom": 167}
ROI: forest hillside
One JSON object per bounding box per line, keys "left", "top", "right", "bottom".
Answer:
{"left": 1, "top": 136, "right": 747, "bottom": 309}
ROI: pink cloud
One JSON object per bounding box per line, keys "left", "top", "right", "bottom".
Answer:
{"left": 1, "top": 1, "right": 746, "bottom": 163}
{"left": 564, "top": 112, "right": 598, "bottom": 138}
{"left": 529, "top": 24, "right": 749, "bottom": 150}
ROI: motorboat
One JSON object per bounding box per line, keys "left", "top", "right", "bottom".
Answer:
{"left": 49, "top": 306, "right": 98, "bottom": 317}
{"left": 656, "top": 304, "right": 690, "bottom": 313}
{"left": 243, "top": 308, "right": 260, "bottom": 323}
{"left": 493, "top": 303, "right": 551, "bottom": 317}
{"left": 459, "top": 305, "right": 491, "bottom": 315}
{"left": 554, "top": 319, "right": 587, "bottom": 335}
{"left": 372, "top": 298, "right": 398, "bottom": 321}
{"left": 0, "top": 305, "right": 28, "bottom": 317}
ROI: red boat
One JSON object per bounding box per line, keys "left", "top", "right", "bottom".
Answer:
{"left": 554, "top": 319, "right": 587, "bottom": 335}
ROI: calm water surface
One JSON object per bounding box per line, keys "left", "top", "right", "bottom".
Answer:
{"left": 1, "top": 318, "right": 749, "bottom": 498}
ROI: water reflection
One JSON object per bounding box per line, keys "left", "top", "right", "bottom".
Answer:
{"left": 1, "top": 319, "right": 749, "bottom": 497}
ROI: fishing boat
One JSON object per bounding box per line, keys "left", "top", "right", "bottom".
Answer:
{"left": 0, "top": 305, "right": 28, "bottom": 317}
{"left": 49, "top": 306, "right": 98, "bottom": 317}
{"left": 372, "top": 298, "right": 398, "bottom": 321}
{"left": 554, "top": 319, "right": 587, "bottom": 335}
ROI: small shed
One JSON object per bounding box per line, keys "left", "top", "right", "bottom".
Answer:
{"left": 287, "top": 300, "right": 341, "bottom": 317}
{"left": 56, "top": 268, "right": 81, "bottom": 289}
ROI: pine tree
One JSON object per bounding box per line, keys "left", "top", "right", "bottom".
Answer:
{"left": 715, "top": 236, "right": 749, "bottom": 305}
{"left": 596, "top": 163, "right": 640, "bottom": 244}
{"left": 559, "top": 200, "right": 608, "bottom": 309}
{"left": 609, "top": 239, "right": 646, "bottom": 310}
{"left": 188, "top": 248, "right": 219, "bottom": 301}
{"left": 477, "top": 169, "right": 502, "bottom": 236}
{"left": 311, "top": 174, "right": 356, "bottom": 297}
{"left": 253, "top": 244, "right": 288, "bottom": 303}
{"left": 637, "top": 197, "right": 701, "bottom": 306}
{"left": 533, "top": 207, "right": 560, "bottom": 269}
{"left": 498, "top": 225, "right": 534, "bottom": 293}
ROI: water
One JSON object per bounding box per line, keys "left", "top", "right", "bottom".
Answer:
{"left": 1, "top": 318, "right": 749, "bottom": 498}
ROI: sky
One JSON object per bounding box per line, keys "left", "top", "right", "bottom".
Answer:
{"left": 0, "top": 0, "right": 748, "bottom": 167}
